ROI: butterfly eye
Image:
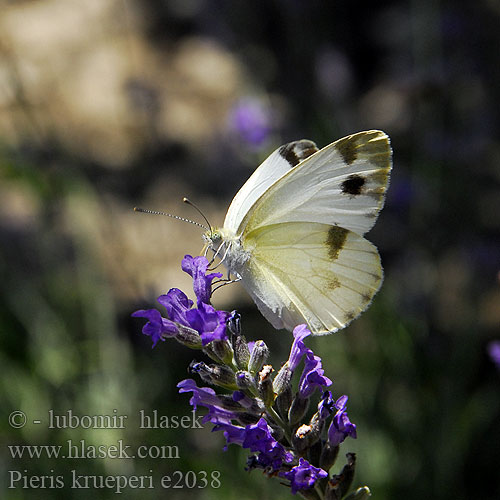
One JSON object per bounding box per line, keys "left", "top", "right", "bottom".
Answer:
{"left": 203, "top": 229, "right": 221, "bottom": 251}
{"left": 211, "top": 230, "right": 222, "bottom": 243}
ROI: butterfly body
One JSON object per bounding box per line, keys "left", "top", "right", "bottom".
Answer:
{"left": 206, "top": 130, "right": 392, "bottom": 335}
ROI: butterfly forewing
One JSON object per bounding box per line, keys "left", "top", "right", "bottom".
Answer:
{"left": 237, "top": 130, "right": 392, "bottom": 237}
{"left": 224, "top": 140, "right": 319, "bottom": 232}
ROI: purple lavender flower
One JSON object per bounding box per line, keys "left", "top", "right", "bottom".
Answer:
{"left": 298, "top": 351, "right": 333, "bottom": 398}
{"left": 229, "top": 97, "right": 272, "bottom": 147}
{"left": 241, "top": 419, "right": 293, "bottom": 470}
{"left": 131, "top": 301, "right": 181, "bottom": 347}
{"left": 213, "top": 421, "right": 246, "bottom": 449}
{"left": 241, "top": 418, "right": 277, "bottom": 453}
{"left": 180, "top": 387, "right": 293, "bottom": 471}
{"left": 177, "top": 379, "right": 240, "bottom": 426}
{"left": 488, "top": 340, "right": 500, "bottom": 370}
{"left": 177, "top": 379, "right": 222, "bottom": 410}
{"left": 186, "top": 302, "right": 229, "bottom": 344}
{"left": 280, "top": 457, "right": 328, "bottom": 495}
{"left": 181, "top": 255, "right": 222, "bottom": 305}
{"left": 328, "top": 395, "right": 357, "bottom": 446}
{"left": 253, "top": 441, "right": 294, "bottom": 470}
{"left": 317, "top": 391, "right": 335, "bottom": 420}
{"left": 157, "top": 288, "right": 193, "bottom": 324}
{"left": 211, "top": 418, "right": 292, "bottom": 471}
{"left": 132, "top": 256, "right": 229, "bottom": 346}
{"left": 288, "top": 324, "right": 313, "bottom": 371}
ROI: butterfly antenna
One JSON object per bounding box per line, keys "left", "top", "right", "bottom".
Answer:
{"left": 133, "top": 207, "right": 208, "bottom": 230}
{"left": 183, "top": 198, "right": 213, "bottom": 232}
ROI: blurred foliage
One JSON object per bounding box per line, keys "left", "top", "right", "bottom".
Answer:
{"left": 1, "top": 0, "right": 499, "bottom": 499}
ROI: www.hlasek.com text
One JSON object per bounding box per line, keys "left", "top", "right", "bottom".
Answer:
{"left": 9, "top": 439, "right": 180, "bottom": 460}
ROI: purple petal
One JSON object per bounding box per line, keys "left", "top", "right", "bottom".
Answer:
{"left": 131, "top": 308, "right": 178, "bottom": 347}
{"left": 327, "top": 396, "right": 357, "bottom": 446}
{"left": 288, "top": 324, "right": 312, "bottom": 371}
{"left": 158, "top": 288, "right": 193, "bottom": 325}
{"left": 186, "top": 303, "right": 228, "bottom": 345}
{"left": 280, "top": 458, "right": 328, "bottom": 495}
{"left": 182, "top": 255, "right": 222, "bottom": 305}
{"left": 298, "top": 352, "right": 332, "bottom": 398}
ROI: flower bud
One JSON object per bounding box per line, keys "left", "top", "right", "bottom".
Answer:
{"left": 308, "top": 408, "right": 326, "bottom": 437}
{"left": 307, "top": 440, "right": 323, "bottom": 472}
{"left": 269, "top": 424, "right": 284, "bottom": 443}
{"left": 217, "top": 394, "right": 247, "bottom": 412}
{"left": 232, "top": 390, "right": 265, "bottom": 414}
{"left": 190, "top": 361, "right": 236, "bottom": 389}
{"left": 248, "top": 340, "right": 269, "bottom": 374}
{"left": 235, "top": 370, "right": 256, "bottom": 392}
{"left": 208, "top": 364, "right": 237, "bottom": 389}
{"left": 292, "top": 423, "right": 320, "bottom": 454}
{"left": 209, "top": 339, "right": 234, "bottom": 365}
{"left": 275, "top": 384, "right": 293, "bottom": 421}
{"left": 273, "top": 362, "right": 292, "bottom": 396}
{"left": 233, "top": 334, "right": 251, "bottom": 370}
{"left": 227, "top": 310, "right": 241, "bottom": 335}
{"left": 288, "top": 395, "right": 310, "bottom": 426}
{"left": 326, "top": 453, "right": 356, "bottom": 500}
{"left": 258, "top": 365, "right": 275, "bottom": 407}
{"left": 319, "top": 442, "right": 339, "bottom": 472}
{"left": 236, "top": 412, "right": 261, "bottom": 425}
{"left": 175, "top": 325, "right": 203, "bottom": 348}
{"left": 343, "top": 487, "right": 371, "bottom": 499}
{"left": 188, "top": 361, "right": 212, "bottom": 384}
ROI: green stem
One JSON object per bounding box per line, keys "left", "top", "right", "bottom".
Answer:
{"left": 266, "top": 405, "right": 292, "bottom": 444}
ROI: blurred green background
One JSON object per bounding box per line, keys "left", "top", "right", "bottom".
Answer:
{"left": 1, "top": 1, "right": 499, "bottom": 499}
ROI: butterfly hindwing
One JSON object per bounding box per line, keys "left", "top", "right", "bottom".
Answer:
{"left": 236, "top": 221, "right": 383, "bottom": 334}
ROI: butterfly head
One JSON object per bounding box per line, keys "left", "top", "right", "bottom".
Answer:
{"left": 203, "top": 227, "right": 247, "bottom": 271}
{"left": 203, "top": 227, "right": 222, "bottom": 250}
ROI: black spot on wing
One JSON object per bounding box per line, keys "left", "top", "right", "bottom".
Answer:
{"left": 279, "top": 140, "right": 319, "bottom": 168}
{"left": 335, "top": 135, "right": 358, "bottom": 165}
{"left": 341, "top": 174, "right": 366, "bottom": 195}
{"left": 326, "top": 226, "right": 349, "bottom": 260}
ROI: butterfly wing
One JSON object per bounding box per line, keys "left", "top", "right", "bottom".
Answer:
{"left": 237, "top": 130, "right": 392, "bottom": 237}
{"left": 224, "top": 140, "right": 319, "bottom": 231}
{"left": 234, "top": 221, "right": 382, "bottom": 334}
{"left": 220, "top": 130, "right": 391, "bottom": 334}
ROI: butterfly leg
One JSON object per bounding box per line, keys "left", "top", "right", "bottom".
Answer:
{"left": 207, "top": 241, "right": 233, "bottom": 271}
{"left": 211, "top": 272, "right": 242, "bottom": 295}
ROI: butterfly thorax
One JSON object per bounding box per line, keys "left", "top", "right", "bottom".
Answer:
{"left": 204, "top": 227, "right": 251, "bottom": 273}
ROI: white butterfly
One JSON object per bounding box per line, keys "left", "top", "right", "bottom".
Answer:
{"left": 205, "top": 130, "right": 392, "bottom": 335}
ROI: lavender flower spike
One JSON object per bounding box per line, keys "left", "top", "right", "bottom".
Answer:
{"left": 135, "top": 255, "right": 369, "bottom": 497}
